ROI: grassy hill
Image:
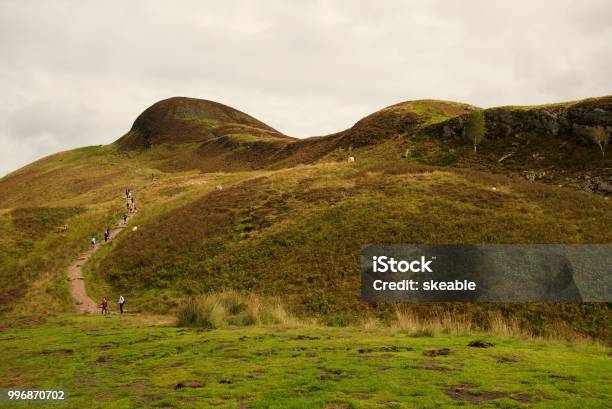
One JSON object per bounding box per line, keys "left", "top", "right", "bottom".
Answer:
{"left": 84, "top": 156, "right": 611, "bottom": 334}
{"left": 116, "top": 97, "right": 290, "bottom": 149}
{"left": 0, "top": 96, "right": 610, "bottom": 340}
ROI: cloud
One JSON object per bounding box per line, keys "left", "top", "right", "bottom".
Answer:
{"left": 0, "top": 0, "right": 610, "bottom": 175}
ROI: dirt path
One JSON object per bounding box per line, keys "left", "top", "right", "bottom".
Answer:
{"left": 67, "top": 212, "right": 135, "bottom": 313}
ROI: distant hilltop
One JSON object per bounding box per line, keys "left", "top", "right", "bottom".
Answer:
{"left": 117, "top": 95, "right": 611, "bottom": 153}
{"left": 3, "top": 94, "right": 611, "bottom": 194}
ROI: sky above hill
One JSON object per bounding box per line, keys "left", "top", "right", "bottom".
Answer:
{"left": 0, "top": 0, "right": 610, "bottom": 176}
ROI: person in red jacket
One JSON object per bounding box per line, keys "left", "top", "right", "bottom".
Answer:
{"left": 100, "top": 297, "right": 109, "bottom": 315}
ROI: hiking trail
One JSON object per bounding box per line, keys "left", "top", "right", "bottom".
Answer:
{"left": 67, "top": 212, "right": 135, "bottom": 313}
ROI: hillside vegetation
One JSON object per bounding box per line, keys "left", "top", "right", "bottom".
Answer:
{"left": 0, "top": 96, "right": 610, "bottom": 340}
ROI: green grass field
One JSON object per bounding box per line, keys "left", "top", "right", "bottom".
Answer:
{"left": 1, "top": 314, "right": 610, "bottom": 409}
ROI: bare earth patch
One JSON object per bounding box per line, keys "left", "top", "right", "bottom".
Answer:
{"left": 420, "top": 360, "right": 452, "bottom": 371}
{"left": 358, "top": 346, "right": 413, "bottom": 353}
{"left": 173, "top": 380, "right": 203, "bottom": 390}
{"left": 423, "top": 348, "right": 450, "bottom": 357}
{"left": 497, "top": 355, "right": 522, "bottom": 364}
{"left": 445, "top": 384, "right": 507, "bottom": 403}
{"left": 40, "top": 348, "right": 74, "bottom": 355}
{"left": 445, "top": 384, "right": 532, "bottom": 404}
{"left": 468, "top": 340, "right": 495, "bottom": 348}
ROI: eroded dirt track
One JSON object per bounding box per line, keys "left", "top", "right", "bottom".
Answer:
{"left": 67, "top": 213, "right": 133, "bottom": 313}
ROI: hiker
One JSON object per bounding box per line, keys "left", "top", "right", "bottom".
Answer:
{"left": 104, "top": 231, "right": 108, "bottom": 242}
{"left": 100, "top": 297, "right": 109, "bottom": 315}
{"left": 91, "top": 236, "right": 96, "bottom": 248}
{"left": 123, "top": 213, "right": 128, "bottom": 224}
{"left": 125, "top": 188, "right": 129, "bottom": 199}
{"left": 106, "top": 228, "right": 110, "bottom": 239}
{"left": 118, "top": 295, "right": 125, "bottom": 314}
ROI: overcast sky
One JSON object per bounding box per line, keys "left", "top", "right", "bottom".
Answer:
{"left": 1, "top": 0, "right": 611, "bottom": 176}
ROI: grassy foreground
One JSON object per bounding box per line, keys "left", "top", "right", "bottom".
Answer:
{"left": 1, "top": 315, "right": 610, "bottom": 408}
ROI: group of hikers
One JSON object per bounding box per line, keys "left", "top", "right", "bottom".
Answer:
{"left": 100, "top": 294, "right": 125, "bottom": 315}
{"left": 125, "top": 188, "right": 138, "bottom": 213}
{"left": 90, "top": 188, "right": 137, "bottom": 248}
{"left": 92, "top": 227, "right": 111, "bottom": 248}
{"left": 90, "top": 187, "right": 138, "bottom": 315}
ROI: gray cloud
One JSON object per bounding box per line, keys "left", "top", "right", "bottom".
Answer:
{"left": 1, "top": 0, "right": 611, "bottom": 175}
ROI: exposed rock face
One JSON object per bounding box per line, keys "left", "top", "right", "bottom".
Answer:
{"left": 486, "top": 107, "right": 567, "bottom": 137}
{"left": 426, "top": 96, "right": 612, "bottom": 146}
{"left": 578, "top": 176, "right": 612, "bottom": 194}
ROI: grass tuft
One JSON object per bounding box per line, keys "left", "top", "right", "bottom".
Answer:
{"left": 176, "top": 291, "right": 297, "bottom": 328}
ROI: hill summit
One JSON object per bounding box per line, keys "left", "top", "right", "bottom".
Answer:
{"left": 116, "top": 97, "right": 288, "bottom": 149}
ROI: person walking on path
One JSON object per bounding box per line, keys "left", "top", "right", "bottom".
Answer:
{"left": 106, "top": 228, "right": 110, "bottom": 240}
{"left": 123, "top": 213, "right": 128, "bottom": 224}
{"left": 104, "top": 231, "right": 108, "bottom": 242}
{"left": 100, "top": 297, "right": 109, "bottom": 315}
{"left": 91, "top": 236, "right": 96, "bottom": 248}
{"left": 118, "top": 295, "right": 125, "bottom": 314}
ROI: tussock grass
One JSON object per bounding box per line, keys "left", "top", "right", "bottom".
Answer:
{"left": 391, "top": 308, "right": 476, "bottom": 337}
{"left": 176, "top": 291, "right": 298, "bottom": 328}
{"left": 358, "top": 307, "right": 595, "bottom": 342}
{"left": 175, "top": 292, "right": 598, "bottom": 344}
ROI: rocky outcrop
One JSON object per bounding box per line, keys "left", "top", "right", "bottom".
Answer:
{"left": 425, "top": 96, "right": 612, "bottom": 146}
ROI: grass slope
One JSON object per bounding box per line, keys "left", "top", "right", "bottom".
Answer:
{"left": 0, "top": 97, "right": 610, "bottom": 338}
{"left": 84, "top": 151, "right": 611, "bottom": 338}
